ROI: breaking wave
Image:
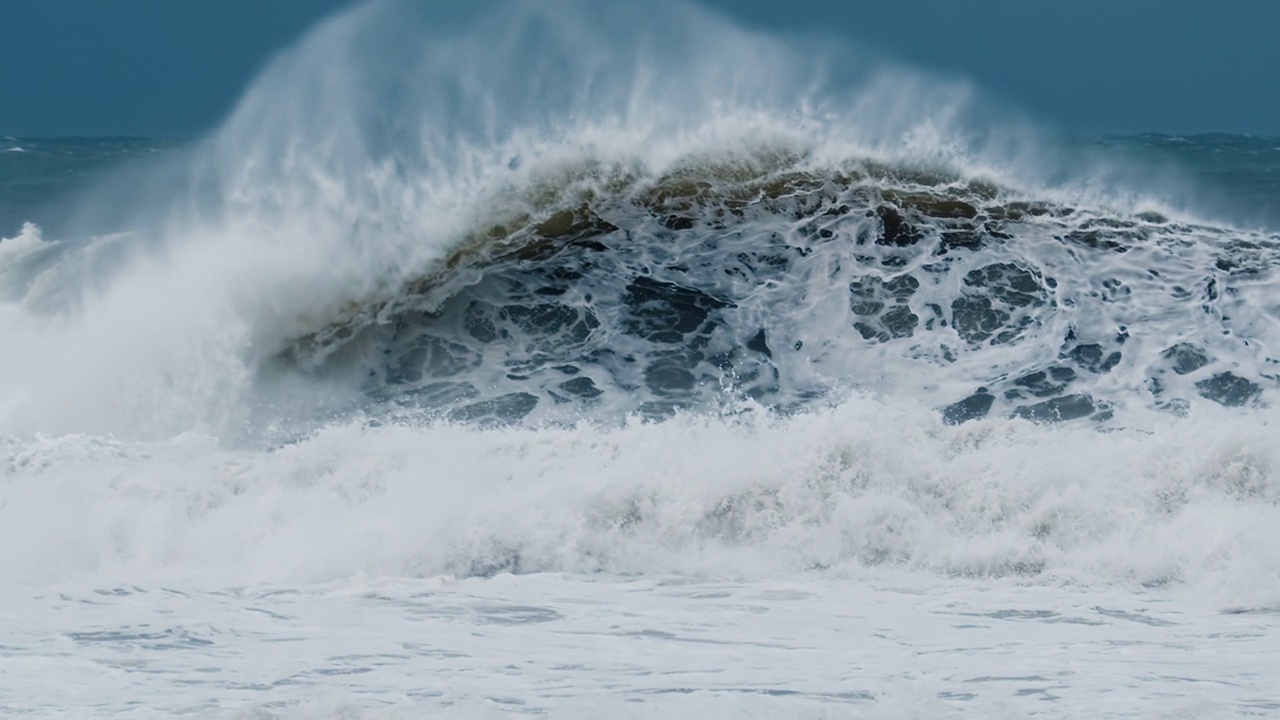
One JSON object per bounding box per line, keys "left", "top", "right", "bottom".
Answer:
{"left": 1, "top": 0, "right": 1278, "bottom": 599}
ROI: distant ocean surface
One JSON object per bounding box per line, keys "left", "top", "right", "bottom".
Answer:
{"left": 3, "top": 1, "right": 1280, "bottom": 717}
{"left": 5, "top": 134, "right": 1279, "bottom": 240}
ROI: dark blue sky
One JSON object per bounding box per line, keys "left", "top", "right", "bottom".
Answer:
{"left": 2, "top": 0, "right": 1276, "bottom": 137}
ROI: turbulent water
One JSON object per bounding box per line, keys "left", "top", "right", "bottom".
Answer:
{"left": 3, "top": 1, "right": 1280, "bottom": 717}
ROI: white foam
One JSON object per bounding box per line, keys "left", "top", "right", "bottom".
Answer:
{"left": 1, "top": 572, "right": 1276, "bottom": 717}
{"left": 2, "top": 396, "right": 1278, "bottom": 608}
{"left": 0, "top": 221, "right": 44, "bottom": 250}
{"left": 4, "top": 3, "right": 1279, "bottom": 715}
{"left": 0, "top": 2, "right": 1275, "bottom": 592}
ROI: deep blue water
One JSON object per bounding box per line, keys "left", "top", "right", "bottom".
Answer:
{"left": 0, "top": 136, "right": 189, "bottom": 238}
{"left": 1092, "top": 134, "right": 1280, "bottom": 229}
{"left": 3, "top": 134, "right": 1277, "bottom": 241}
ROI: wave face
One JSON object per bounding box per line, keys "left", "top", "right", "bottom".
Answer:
{"left": 281, "top": 157, "right": 1279, "bottom": 430}
{"left": 2, "top": 0, "right": 1280, "bottom": 594}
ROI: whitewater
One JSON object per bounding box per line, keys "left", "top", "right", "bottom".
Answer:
{"left": 2, "top": 0, "right": 1279, "bottom": 717}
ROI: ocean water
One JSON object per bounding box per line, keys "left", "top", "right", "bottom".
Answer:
{"left": 3, "top": 1, "right": 1280, "bottom": 717}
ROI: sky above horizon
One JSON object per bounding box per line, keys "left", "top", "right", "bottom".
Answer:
{"left": 1, "top": 0, "right": 1276, "bottom": 138}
